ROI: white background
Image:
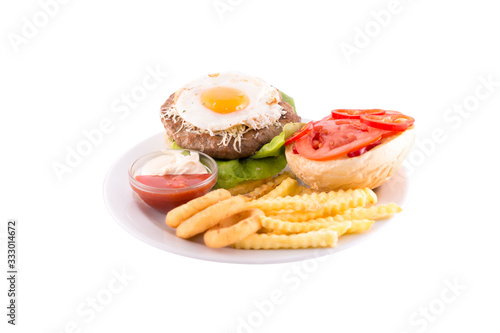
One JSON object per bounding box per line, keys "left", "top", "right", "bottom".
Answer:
{"left": 1, "top": 0, "right": 499, "bottom": 332}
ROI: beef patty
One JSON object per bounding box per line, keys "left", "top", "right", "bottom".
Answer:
{"left": 160, "top": 92, "right": 301, "bottom": 160}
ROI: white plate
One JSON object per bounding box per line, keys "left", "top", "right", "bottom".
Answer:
{"left": 103, "top": 132, "right": 409, "bottom": 264}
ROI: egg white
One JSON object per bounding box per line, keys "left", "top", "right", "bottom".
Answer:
{"left": 172, "top": 72, "right": 284, "bottom": 133}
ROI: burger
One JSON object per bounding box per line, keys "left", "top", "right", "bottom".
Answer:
{"left": 160, "top": 72, "right": 302, "bottom": 189}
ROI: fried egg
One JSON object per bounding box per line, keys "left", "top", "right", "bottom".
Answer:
{"left": 171, "top": 72, "right": 284, "bottom": 133}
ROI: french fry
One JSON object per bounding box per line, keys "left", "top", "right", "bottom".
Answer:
{"left": 232, "top": 229, "right": 338, "bottom": 249}
{"left": 172, "top": 181, "right": 400, "bottom": 250}
{"left": 269, "top": 188, "right": 377, "bottom": 221}
{"left": 261, "top": 216, "right": 351, "bottom": 236}
{"left": 176, "top": 195, "right": 249, "bottom": 239}
{"left": 166, "top": 188, "right": 231, "bottom": 228}
{"left": 345, "top": 219, "right": 375, "bottom": 233}
{"left": 227, "top": 178, "right": 270, "bottom": 196}
{"left": 260, "top": 177, "right": 299, "bottom": 199}
{"left": 203, "top": 208, "right": 263, "bottom": 248}
{"left": 296, "top": 190, "right": 349, "bottom": 203}
{"left": 294, "top": 186, "right": 319, "bottom": 196}
{"left": 335, "top": 203, "right": 402, "bottom": 221}
{"left": 320, "top": 188, "right": 377, "bottom": 216}
{"left": 248, "top": 196, "right": 321, "bottom": 213}
{"left": 268, "top": 210, "right": 324, "bottom": 222}
{"left": 245, "top": 172, "right": 295, "bottom": 199}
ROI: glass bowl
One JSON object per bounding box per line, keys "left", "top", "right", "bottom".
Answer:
{"left": 128, "top": 149, "right": 218, "bottom": 213}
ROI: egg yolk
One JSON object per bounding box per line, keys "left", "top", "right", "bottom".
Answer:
{"left": 201, "top": 87, "right": 249, "bottom": 114}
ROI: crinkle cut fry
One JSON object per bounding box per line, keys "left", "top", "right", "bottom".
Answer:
{"left": 245, "top": 172, "right": 295, "bottom": 199}
{"left": 260, "top": 177, "right": 299, "bottom": 199}
{"left": 268, "top": 188, "right": 378, "bottom": 221}
{"left": 261, "top": 216, "right": 352, "bottom": 235}
{"left": 294, "top": 186, "right": 319, "bottom": 196}
{"left": 321, "top": 188, "right": 377, "bottom": 216}
{"left": 227, "top": 178, "right": 270, "bottom": 196}
{"left": 346, "top": 219, "right": 375, "bottom": 233}
{"left": 290, "top": 189, "right": 349, "bottom": 203}
{"left": 248, "top": 196, "right": 321, "bottom": 212}
{"left": 232, "top": 229, "right": 338, "bottom": 249}
{"left": 335, "top": 203, "right": 402, "bottom": 222}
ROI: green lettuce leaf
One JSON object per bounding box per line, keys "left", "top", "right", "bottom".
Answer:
{"left": 215, "top": 154, "right": 288, "bottom": 189}
{"left": 251, "top": 122, "right": 305, "bottom": 159}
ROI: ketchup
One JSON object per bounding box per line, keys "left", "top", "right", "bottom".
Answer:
{"left": 130, "top": 174, "right": 216, "bottom": 214}
{"left": 135, "top": 174, "right": 211, "bottom": 189}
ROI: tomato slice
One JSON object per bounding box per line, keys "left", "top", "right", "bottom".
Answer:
{"left": 294, "top": 119, "right": 386, "bottom": 161}
{"left": 360, "top": 113, "right": 414, "bottom": 132}
{"left": 331, "top": 109, "right": 385, "bottom": 119}
{"left": 347, "top": 138, "right": 382, "bottom": 158}
{"left": 284, "top": 122, "right": 313, "bottom": 146}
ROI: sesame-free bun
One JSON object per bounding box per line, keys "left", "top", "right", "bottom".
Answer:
{"left": 285, "top": 127, "right": 415, "bottom": 191}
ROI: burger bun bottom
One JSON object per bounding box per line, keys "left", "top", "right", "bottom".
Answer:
{"left": 285, "top": 127, "right": 415, "bottom": 191}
